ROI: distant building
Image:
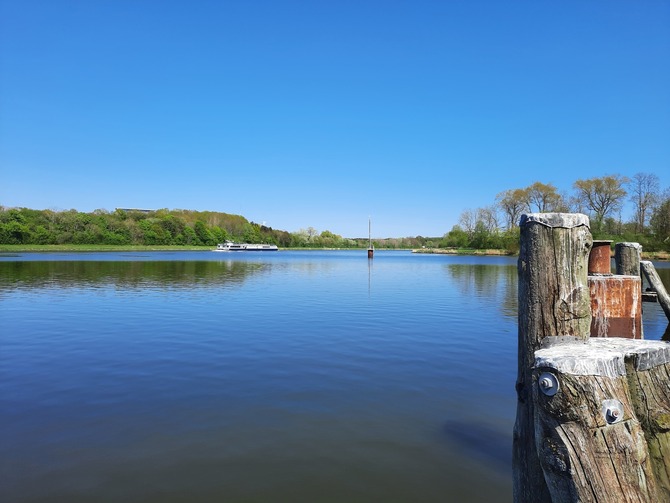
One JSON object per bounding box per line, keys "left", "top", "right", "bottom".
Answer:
{"left": 115, "top": 208, "right": 154, "bottom": 214}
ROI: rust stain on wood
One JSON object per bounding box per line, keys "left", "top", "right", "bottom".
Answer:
{"left": 589, "top": 275, "right": 642, "bottom": 339}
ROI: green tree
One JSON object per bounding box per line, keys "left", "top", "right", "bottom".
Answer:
{"left": 275, "top": 231, "right": 292, "bottom": 247}
{"left": 524, "top": 182, "right": 564, "bottom": 212}
{"left": 194, "top": 221, "right": 214, "bottom": 245}
{"left": 159, "top": 214, "right": 185, "bottom": 239}
{"left": 573, "top": 174, "right": 629, "bottom": 231}
{"left": 242, "top": 223, "right": 261, "bottom": 243}
{"left": 32, "top": 225, "right": 53, "bottom": 244}
{"left": 182, "top": 226, "right": 199, "bottom": 245}
{"left": 210, "top": 226, "right": 228, "bottom": 244}
{"left": 496, "top": 188, "right": 529, "bottom": 229}
{"left": 0, "top": 221, "right": 31, "bottom": 244}
{"left": 442, "top": 225, "right": 469, "bottom": 248}
{"left": 471, "top": 221, "right": 492, "bottom": 249}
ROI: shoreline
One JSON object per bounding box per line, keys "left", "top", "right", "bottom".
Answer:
{"left": 1, "top": 244, "right": 668, "bottom": 261}
{"left": 413, "top": 247, "right": 670, "bottom": 261}
{"left": 412, "top": 248, "right": 514, "bottom": 256}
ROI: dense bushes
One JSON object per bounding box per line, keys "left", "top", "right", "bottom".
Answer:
{"left": 0, "top": 208, "right": 277, "bottom": 247}
{"left": 0, "top": 207, "right": 376, "bottom": 249}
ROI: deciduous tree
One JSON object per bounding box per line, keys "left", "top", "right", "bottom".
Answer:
{"left": 496, "top": 189, "right": 529, "bottom": 229}
{"left": 650, "top": 189, "right": 670, "bottom": 248}
{"left": 573, "top": 174, "right": 629, "bottom": 231}
{"left": 628, "top": 172, "right": 660, "bottom": 232}
{"left": 476, "top": 206, "right": 500, "bottom": 234}
{"left": 459, "top": 209, "right": 477, "bottom": 237}
{"left": 524, "top": 182, "right": 564, "bottom": 213}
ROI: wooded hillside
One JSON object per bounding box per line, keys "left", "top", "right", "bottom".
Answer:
{"left": 0, "top": 207, "right": 431, "bottom": 249}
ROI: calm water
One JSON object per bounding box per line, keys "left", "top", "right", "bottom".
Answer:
{"left": 1, "top": 251, "right": 668, "bottom": 503}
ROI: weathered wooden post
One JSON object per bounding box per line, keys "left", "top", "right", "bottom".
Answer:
{"left": 532, "top": 339, "right": 669, "bottom": 502}
{"left": 514, "top": 213, "right": 592, "bottom": 503}
{"left": 615, "top": 243, "right": 667, "bottom": 310}
{"left": 641, "top": 261, "right": 670, "bottom": 321}
{"left": 515, "top": 213, "right": 670, "bottom": 503}
{"left": 615, "top": 242, "right": 642, "bottom": 276}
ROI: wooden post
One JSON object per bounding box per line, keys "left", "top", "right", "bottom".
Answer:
{"left": 641, "top": 261, "right": 670, "bottom": 321}
{"left": 515, "top": 214, "right": 670, "bottom": 502}
{"left": 626, "top": 347, "right": 670, "bottom": 497}
{"left": 533, "top": 339, "right": 668, "bottom": 502}
{"left": 514, "top": 213, "right": 592, "bottom": 503}
{"left": 615, "top": 242, "right": 642, "bottom": 276}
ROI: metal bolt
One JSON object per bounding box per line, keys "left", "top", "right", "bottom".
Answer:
{"left": 538, "top": 372, "right": 559, "bottom": 396}
{"left": 602, "top": 399, "right": 624, "bottom": 424}
{"left": 607, "top": 407, "right": 621, "bottom": 422}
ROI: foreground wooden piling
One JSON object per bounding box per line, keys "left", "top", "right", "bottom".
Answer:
{"left": 514, "top": 213, "right": 670, "bottom": 503}
{"left": 514, "top": 213, "right": 592, "bottom": 503}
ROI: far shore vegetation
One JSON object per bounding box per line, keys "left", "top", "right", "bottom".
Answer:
{"left": 2, "top": 173, "right": 669, "bottom": 257}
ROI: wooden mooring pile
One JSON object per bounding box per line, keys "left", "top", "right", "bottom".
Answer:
{"left": 513, "top": 213, "right": 670, "bottom": 503}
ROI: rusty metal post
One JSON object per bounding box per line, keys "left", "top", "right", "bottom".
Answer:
{"left": 588, "top": 240, "right": 613, "bottom": 275}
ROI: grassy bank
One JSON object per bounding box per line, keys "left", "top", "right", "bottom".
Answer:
{"left": 413, "top": 247, "right": 670, "bottom": 260}
{"left": 0, "top": 244, "right": 362, "bottom": 253}
{"left": 0, "top": 244, "right": 214, "bottom": 253}
{"left": 643, "top": 251, "right": 670, "bottom": 261}
{"left": 412, "top": 248, "right": 515, "bottom": 256}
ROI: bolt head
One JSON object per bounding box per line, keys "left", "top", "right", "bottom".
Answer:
{"left": 538, "top": 372, "right": 559, "bottom": 396}
{"left": 602, "top": 399, "right": 625, "bottom": 425}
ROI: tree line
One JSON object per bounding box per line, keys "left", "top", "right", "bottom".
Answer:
{"left": 2, "top": 172, "right": 668, "bottom": 251}
{"left": 0, "top": 207, "right": 400, "bottom": 249}
{"left": 0, "top": 207, "right": 288, "bottom": 247}
{"left": 441, "top": 173, "right": 670, "bottom": 252}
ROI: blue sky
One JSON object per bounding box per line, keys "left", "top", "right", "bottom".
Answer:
{"left": 1, "top": 1, "right": 669, "bottom": 238}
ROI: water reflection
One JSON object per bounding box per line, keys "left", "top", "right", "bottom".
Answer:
{"left": 444, "top": 262, "right": 518, "bottom": 319}
{"left": 442, "top": 419, "right": 512, "bottom": 473}
{"left": 0, "top": 260, "right": 264, "bottom": 292}
{"left": 368, "top": 256, "right": 373, "bottom": 297}
{"left": 1, "top": 252, "right": 667, "bottom": 503}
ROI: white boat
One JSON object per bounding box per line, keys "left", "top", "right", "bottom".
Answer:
{"left": 214, "top": 240, "right": 278, "bottom": 252}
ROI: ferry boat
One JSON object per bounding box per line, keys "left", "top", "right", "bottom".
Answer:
{"left": 214, "top": 240, "right": 278, "bottom": 252}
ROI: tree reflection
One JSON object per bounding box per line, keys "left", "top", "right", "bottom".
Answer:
{"left": 444, "top": 259, "right": 670, "bottom": 339}
{"left": 0, "top": 260, "right": 264, "bottom": 293}
{"left": 444, "top": 262, "right": 517, "bottom": 320}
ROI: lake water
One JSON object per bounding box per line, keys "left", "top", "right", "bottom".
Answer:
{"left": 1, "top": 251, "right": 669, "bottom": 503}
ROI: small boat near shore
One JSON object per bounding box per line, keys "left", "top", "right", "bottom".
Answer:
{"left": 214, "top": 240, "right": 278, "bottom": 252}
